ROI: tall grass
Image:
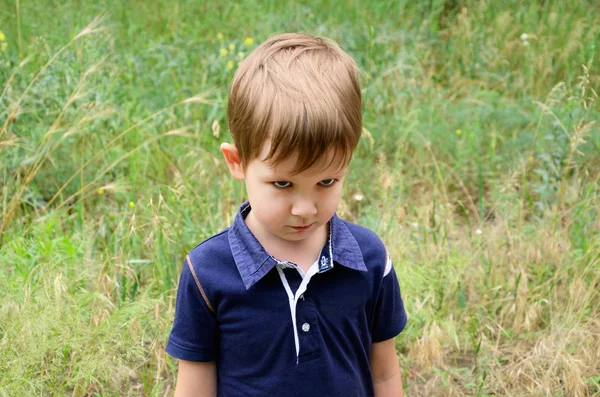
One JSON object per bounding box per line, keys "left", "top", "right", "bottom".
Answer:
{"left": 1, "top": 0, "right": 599, "bottom": 395}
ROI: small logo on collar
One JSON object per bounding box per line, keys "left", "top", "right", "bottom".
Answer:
{"left": 321, "top": 256, "right": 328, "bottom": 267}
{"left": 319, "top": 254, "right": 333, "bottom": 272}
{"left": 318, "top": 225, "right": 335, "bottom": 273}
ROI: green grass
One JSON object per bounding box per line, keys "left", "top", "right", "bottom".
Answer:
{"left": 1, "top": 0, "right": 599, "bottom": 395}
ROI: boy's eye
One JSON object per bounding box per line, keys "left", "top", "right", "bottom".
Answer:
{"left": 273, "top": 181, "right": 291, "bottom": 188}
{"left": 318, "top": 179, "right": 337, "bottom": 187}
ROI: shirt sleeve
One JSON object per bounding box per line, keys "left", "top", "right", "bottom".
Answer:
{"left": 166, "top": 258, "right": 219, "bottom": 361}
{"left": 371, "top": 255, "right": 407, "bottom": 343}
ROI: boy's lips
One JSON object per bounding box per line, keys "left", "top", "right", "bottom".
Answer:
{"left": 290, "top": 223, "right": 314, "bottom": 231}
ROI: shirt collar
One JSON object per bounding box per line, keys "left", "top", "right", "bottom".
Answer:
{"left": 228, "top": 201, "right": 367, "bottom": 290}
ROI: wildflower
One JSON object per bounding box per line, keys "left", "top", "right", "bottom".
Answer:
{"left": 227, "top": 60, "right": 234, "bottom": 70}
{"left": 456, "top": 129, "right": 462, "bottom": 135}
{"left": 217, "top": 32, "right": 224, "bottom": 40}
{"left": 237, "top": 51, "right": 245, "bottom": 60}
{"left": 228, "top": 43, "right": 235, "bottom": 51}
{"left": 353, "top": 194, "right": 364, "bottom": 202}
{"left": 0, "top": 31, "right": 6, "bottom": 54}
{"left": 212, "top": 119, "right": 220, "bottom": 138}
{"left": 475, "top": 228, "right": 482, "bottom": 235}
{"left": 171, "top": 196, "right": 175, "bottom": 200}
{"left": 98, "top": 188, "right": 104, "bottom": 195}
{"left": 411, "top": 222, "right": 419, "bottom": 229}
{"left": 520, "top": 33, "right": 529, "bottom": 41}
{"left": 219, "top": 48, "right": 228, "bottom": 57}
{"left": 129, "top": 201, "right": 135, "bottom": 208}
{"left": 522, "top": 41, "right": 530, "bottom": 47}
{"left": 244, "top": 37, "right": 254, "bottom": 46}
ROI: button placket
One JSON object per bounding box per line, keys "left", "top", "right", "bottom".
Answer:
{"left": 277, "top": 262, "right": 320, "bottom": 363}
{"left": 296, "top": 297, "right": 320, "bottom": 363}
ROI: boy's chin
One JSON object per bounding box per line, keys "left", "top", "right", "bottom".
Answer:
{"left": 276, "top": 232, "right": 312, "bottom": 242}
{"left": 271, "top": 228, "right": 314, "bottom": 242}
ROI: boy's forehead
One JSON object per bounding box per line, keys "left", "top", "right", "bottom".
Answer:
{"left": 257, "top": 141, "right": 347, "bottom": 176}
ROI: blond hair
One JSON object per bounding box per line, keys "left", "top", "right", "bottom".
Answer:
{"left": 227, "top": 33, "right": 362, "bottom": 173}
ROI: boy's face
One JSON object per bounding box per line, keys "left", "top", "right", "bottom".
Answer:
{"left": 222, "top": 141, "right": 347, "bottom": 244}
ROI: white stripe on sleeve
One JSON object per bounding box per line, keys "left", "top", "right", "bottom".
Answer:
{"left": 384, "top": 253, "right": 393, "bottom": 276}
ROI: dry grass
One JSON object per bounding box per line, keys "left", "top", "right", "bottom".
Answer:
{"left": 383, "top": 196, "right": 600, "bottom": 396}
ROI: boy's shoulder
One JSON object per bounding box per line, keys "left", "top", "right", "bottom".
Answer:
{"left": 335, "top": 217, "right": 390, "bottom": 273}
{"left": 185, "top": 228, "right": 243, "bottom": 294}
{"left": 187, "top": 228, "right": 231, "bottom": 263}
{"left": 339, "top": 218, "right": 385, "bottom": 247}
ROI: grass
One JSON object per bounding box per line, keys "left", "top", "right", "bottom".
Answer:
{"left": 0, "top": 0, "right": 599, "bottom": 395}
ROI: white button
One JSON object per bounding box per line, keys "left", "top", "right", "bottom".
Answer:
{"left": 302, "top": 323, "right": 310, "bottom": 332}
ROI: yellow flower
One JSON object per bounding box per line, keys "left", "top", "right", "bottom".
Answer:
{"left": 98, "top": 188, "right": 104, "bottom": 195}
{"left": 237, "top": 52, "right": 245, "bottom": 60}
{"left": 456, "top": 129, "right": 462, "bottom": 135}
{"left": 129, "top": 201, "right": 135, "bottom": 208}
{"left": 0, "top": 42, "right": 6, "bottom": 53}
{"left": 219, "top": 48, "right": 228, "bottom": 57}
{"left": 244, "top": 37, "right": 254, "bottom": 46}
{"left": 0, "top": 31, "right": 5, "bottom": 41}
{"left": 228, "top": 43, "right": 235, "bottom": 51}
{"left": 216, "top": 32, "right": 224, "bottom": 40}
{"left": 227, "top": 61, "right": 234, "bottom": 70}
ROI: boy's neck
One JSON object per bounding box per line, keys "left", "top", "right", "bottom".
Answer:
{"left": 245, "top": 211, "right": 328, "bottom": 273}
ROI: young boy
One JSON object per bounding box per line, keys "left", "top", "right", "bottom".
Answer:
{"left": 166, "top": 33, "right": 407, "bottom": 396}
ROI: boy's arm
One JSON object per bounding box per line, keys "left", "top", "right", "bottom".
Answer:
{"left": 174, "top": 359, "right": 217, "bottom": 397}
{"left": 370, "top": 338, "right": 404, "bottom": 397}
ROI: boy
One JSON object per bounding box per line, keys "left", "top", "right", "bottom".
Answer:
{"left": 166, "top": 33, "right": 407, "bottom": 396}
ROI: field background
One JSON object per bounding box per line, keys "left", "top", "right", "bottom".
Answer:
{"left": 1, "top": 0, "right": 599, "bottom": 396}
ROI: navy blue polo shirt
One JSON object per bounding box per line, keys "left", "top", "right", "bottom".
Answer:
{"left": 166, "top": 202, "right": 407, "bottom": 396}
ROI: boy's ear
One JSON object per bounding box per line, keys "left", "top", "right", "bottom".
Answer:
{"left": 220, "top": 143, "right": 246, "bottom": 180}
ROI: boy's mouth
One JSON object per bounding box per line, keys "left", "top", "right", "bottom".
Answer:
{"left": 290, "top": 223, "right": 314, "bottom": 231}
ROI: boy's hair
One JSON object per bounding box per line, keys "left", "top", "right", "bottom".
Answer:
{"left": 227, "top": 33, "right": 362, "bottom": 174}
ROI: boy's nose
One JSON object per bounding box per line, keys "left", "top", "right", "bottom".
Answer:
{"left": 291, "top": 199, "right": 317, "bottom": 218}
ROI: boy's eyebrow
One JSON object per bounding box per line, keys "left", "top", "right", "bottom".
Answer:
{"left": 267, "top": 169, "right": 347, "bottom": 180}
{"left": 322, "top": 166, "right": 348, "bottom": 177}
{"left": 265, "top": 170, "right": 291, "bottom": 180}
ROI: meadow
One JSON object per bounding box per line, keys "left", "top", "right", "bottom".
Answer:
{"left": 0, "top": 0, "right": 599, "bottom": 395}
